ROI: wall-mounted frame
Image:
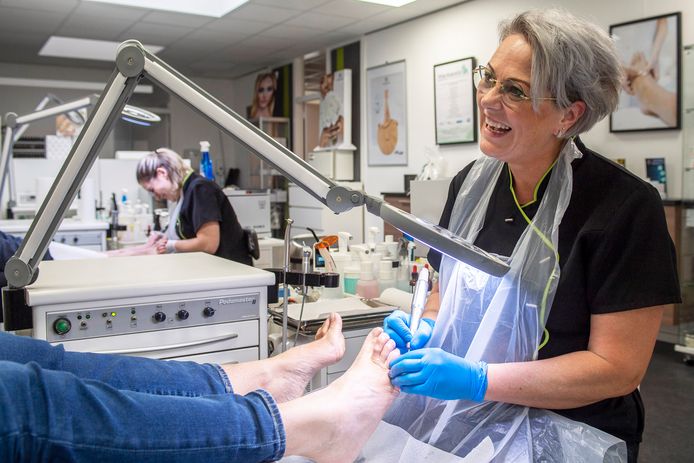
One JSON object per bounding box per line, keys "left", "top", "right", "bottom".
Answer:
{"left": 434, "top": 57, "right": 477, "bottom": 144}
{"left": 367, "top": 60, "right": 407, "bottom": 166}
{"left": 610, "top": 12, "right": 681, "bottom": 132}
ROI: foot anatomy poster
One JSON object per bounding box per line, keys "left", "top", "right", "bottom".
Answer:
{"left": 367, "top": 60, "right": 407, "bottom": 166}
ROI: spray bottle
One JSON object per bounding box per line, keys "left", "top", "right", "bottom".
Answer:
{"left": 199, "top": 141, "right": 214, "bottom": 180}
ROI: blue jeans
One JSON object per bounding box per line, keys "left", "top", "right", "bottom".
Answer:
{"left": 0, "top": 332, "right": 285, "bottom": 462}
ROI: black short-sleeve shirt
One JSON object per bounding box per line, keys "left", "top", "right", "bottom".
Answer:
{"left": 428, "top": 138, "right": 681, "bottom": 445}
{"left": 177, "top": 173, "right": 252, "bottom": 265}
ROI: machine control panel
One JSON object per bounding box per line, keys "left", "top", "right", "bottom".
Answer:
{"left": 45, "top": 293, "right": 260, "bottom": 342}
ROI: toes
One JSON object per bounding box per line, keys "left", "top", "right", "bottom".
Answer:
{"left": 378, "top": 339, "right": 396, "bottom": 363}
{"left": 386, "top": 346, "right": 400, "bottom": 365}
{"left": 329, "top": 313, "right": 343, "bottom": 337}
{"left": 314, "top": 313, "right": 332, "bottom": 341}
{"left": 370, "top": 331, "right": 390, "bottom": 359}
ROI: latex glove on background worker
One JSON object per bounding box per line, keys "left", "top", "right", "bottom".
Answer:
{"left": 383, "top": 309, "right": 488, "bottom": 402}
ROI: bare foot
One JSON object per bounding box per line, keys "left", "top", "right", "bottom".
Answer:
{"left": 222, "top": 313, "right": 345, "bottom": 402}
{"left": 280, "top": 327, "right": 400, "bottom": 463}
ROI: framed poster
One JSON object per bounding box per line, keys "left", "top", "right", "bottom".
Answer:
{"left": 610, "top": 12, "right": 681, "bottom": 132}
{"left": 434, "top": 57, "right": 477, "bottom": 144}
{"left": 367, "top": 60, "right": 407, "bottom": 166}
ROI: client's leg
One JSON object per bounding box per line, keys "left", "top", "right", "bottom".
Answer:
{"left": 0, "top": 360, "right": 285, "bottom": 462}
{"left": 0, "top": 331, "right": 228, "bottom": 396}
{"left": 223, "top": 312, "right": 345, "bottom": 402}
{"left": 279, "top": 327, "right": 400, "bottom": 463}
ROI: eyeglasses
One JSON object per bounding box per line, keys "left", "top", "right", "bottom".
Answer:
{"left": 472, "top": 65, "right": 556, "bottom": 106}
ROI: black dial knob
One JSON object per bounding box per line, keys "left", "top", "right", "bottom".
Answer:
{"left": 203, "top": 307, "right": 215, "bottom": 317}
{"left": 177, "top": 310, "right": 189, "bottom": 320}
{"left": 153, "top": 311, "right": 167, "bottom": 323}
{"left": 53, "top": 318, "right": 72, "bottom": 335}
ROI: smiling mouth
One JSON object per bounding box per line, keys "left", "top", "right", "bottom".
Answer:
{"left": 485, "top": 118, "right": 511, "bottom": 134}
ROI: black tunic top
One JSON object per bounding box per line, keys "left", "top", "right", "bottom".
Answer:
{"left": 176, "top": 173, "right": 252, "bottom": 266}
{"left": 428, "top": 138, "right": 681, "bottom": 445}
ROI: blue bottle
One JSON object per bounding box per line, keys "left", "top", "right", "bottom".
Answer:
{"left": 199, "top": 141, "right": 214, "bottom": 180}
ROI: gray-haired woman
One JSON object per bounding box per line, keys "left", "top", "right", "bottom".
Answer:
{"left": 384, "top": 9, "right": 679, "bottom": 462}
{"left": 136, "top": 148, "right": 251, "bottom": 265}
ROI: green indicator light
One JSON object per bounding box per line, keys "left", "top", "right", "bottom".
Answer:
{"left": 54, "top": 318, "right": 71, "bottom": 335}
{"left": 111, "top": 312, "right": 117, "bottom": 317}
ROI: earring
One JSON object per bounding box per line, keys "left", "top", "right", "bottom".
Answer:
{"left": 555, "top": 127, "right": 565, "bottom": 137}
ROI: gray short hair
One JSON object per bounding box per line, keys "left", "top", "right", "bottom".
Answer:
{"left": 136, "top": 147, "right": 192, "bottom": 186}
{"left": 499, "top": 9, "right": 623, "bottom": 137}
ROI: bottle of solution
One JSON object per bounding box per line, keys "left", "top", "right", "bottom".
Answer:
{"left": 378, "top": 259, "right": 396, "bottom": 295}
{"left": 343, "top": 263, "right": 361, "bottom": 295}
{"left": 356, "top": 260, "right": 380, "bottom": 299}
{"left": 199, "top": 141, "right": 214, "bottom": 180}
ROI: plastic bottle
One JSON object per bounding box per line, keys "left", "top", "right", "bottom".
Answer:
{"left": 332, "top": 232, "right": 353, "bottom": 294}
{"left": 396, "top": 257, "right": 411, "bottom": 291}
{"left": 378, "top": 259, "right": 396, "bottom": 295}
{"left": 367, "top": 226, "right": 379, "bottom": 251}
{"left": 199, "top": 141, "right": 214, "bottom": 180}
{"left": 343, "top": 263, "right": 361, "bottom": 295}
{"left": 356, "top": 260, "right": 380, "bottom": 299}
{"left": 409, "top": 264, "right": 419, "bottom": 293}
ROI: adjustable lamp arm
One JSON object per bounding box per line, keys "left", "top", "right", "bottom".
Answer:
{"left": 0, "top": 96, "right": 97, "bottom": 210}
{"left": 4, "top": 40, "right": 509, "bottom": 291}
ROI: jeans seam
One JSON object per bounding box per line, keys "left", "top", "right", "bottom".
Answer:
{"left": 212, "top": 364, "right": 234, "bottom": 393}
{"left": 2, "top": 430, "right": 285, "bottom": 452}
{"left": 251, "top": 388, "right": 286, "bottom": 460}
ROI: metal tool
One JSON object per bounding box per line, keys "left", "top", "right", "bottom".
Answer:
{"left": 409, "top": 266, "right": 430, "bottom": 340}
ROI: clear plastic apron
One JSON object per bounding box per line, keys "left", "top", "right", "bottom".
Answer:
{"left": 361, "top": 140, "right": 627, "bottom": 462}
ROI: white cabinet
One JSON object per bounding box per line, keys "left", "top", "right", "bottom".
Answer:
{"left": 288, "top": 181, "right": 363, "bottom": 242}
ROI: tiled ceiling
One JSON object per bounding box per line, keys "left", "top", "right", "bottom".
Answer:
{"left": 0, "top": 0, "right": 468, "bottom": 79}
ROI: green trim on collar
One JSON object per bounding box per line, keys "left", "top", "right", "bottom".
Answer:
{"left": 507, "top": 157, "right": 558, "bottom": 208}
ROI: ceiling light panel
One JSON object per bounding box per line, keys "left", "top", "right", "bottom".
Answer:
{"left": 39, "top": 36, "right": 164, "bottom": 61}
{"left": 82, "top": 0, "right": 249, "bottom": 18}
{"left": 357, "top": 0, "right": 417, "bottom": 6}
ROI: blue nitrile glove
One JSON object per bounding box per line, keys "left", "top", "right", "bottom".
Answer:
{"left": 389, "top": 348, "right": 488, "bottom": 401}
{"left": 383, "top": 310, "right": 435, "bottom": 351}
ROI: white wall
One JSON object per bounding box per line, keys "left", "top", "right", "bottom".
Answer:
{"left": 361, "top": 0, "right": 694, "bottom": 235}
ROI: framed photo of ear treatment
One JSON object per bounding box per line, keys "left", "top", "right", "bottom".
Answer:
{"left": 609, "top": 12, "right": 681, "bottom": 132}
{"left": 433, "top": 57, "right": 477, "bottom": 144}
{"left": 367, "top": 60, "right": 407, "bottom": 166}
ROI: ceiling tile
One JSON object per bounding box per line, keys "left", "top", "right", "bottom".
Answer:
{"left": 253, "top": 0, "right": 332, "bottom": 10}
{"left": 0, "top": 0, "right": 79, "bottom": 12}
{"left": 140, "top": 10, "right": 214, "bottom": 28}
{"left": 58, "top": 15, "right": 132, "bottom": 41}
{"left": 0, "top": 7, "right": 66, "bottom": 34}
{"left": 285, "top": 11, "right": 357, "bottom": 31}
{"left": 71, "top": 2, "right": 149, "bottom": 22}
{"left": 118, "top": 22, "right": 196, "bottom": 46}
{"left": 315, "top": 0, "right": 389, "bottom": 19}
{"left": 206, "top": 17, "right": 274, "bottom": 35}
{"left": 229, "top": 3, "right": 302, "bottom": 22}
{"left": 258, "top": 24, "right": 324, "bottom": 40}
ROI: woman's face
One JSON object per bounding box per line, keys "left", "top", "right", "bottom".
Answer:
{"left": 257, "top": 76, "right": 275, "bottom": 110}
{"left": 140, "top": 168, "right": 177, "bottom": 202}
{"left": 477, "top": 34, "right": 565, "bottom": 168}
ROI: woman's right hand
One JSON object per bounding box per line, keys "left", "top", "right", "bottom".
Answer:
{"left": 383, "top": 310, "right": 434, "bottom": 352}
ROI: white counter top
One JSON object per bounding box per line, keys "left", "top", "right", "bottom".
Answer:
{"left": 0, "top": 219, "right": 109, "bottom": 234}
{"left": 26, "top": 252, "right": 275, "bottom": 306}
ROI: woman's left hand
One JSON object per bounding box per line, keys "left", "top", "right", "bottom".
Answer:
{"left": 389, "top": 348, "right": 488, "bottom": 401}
